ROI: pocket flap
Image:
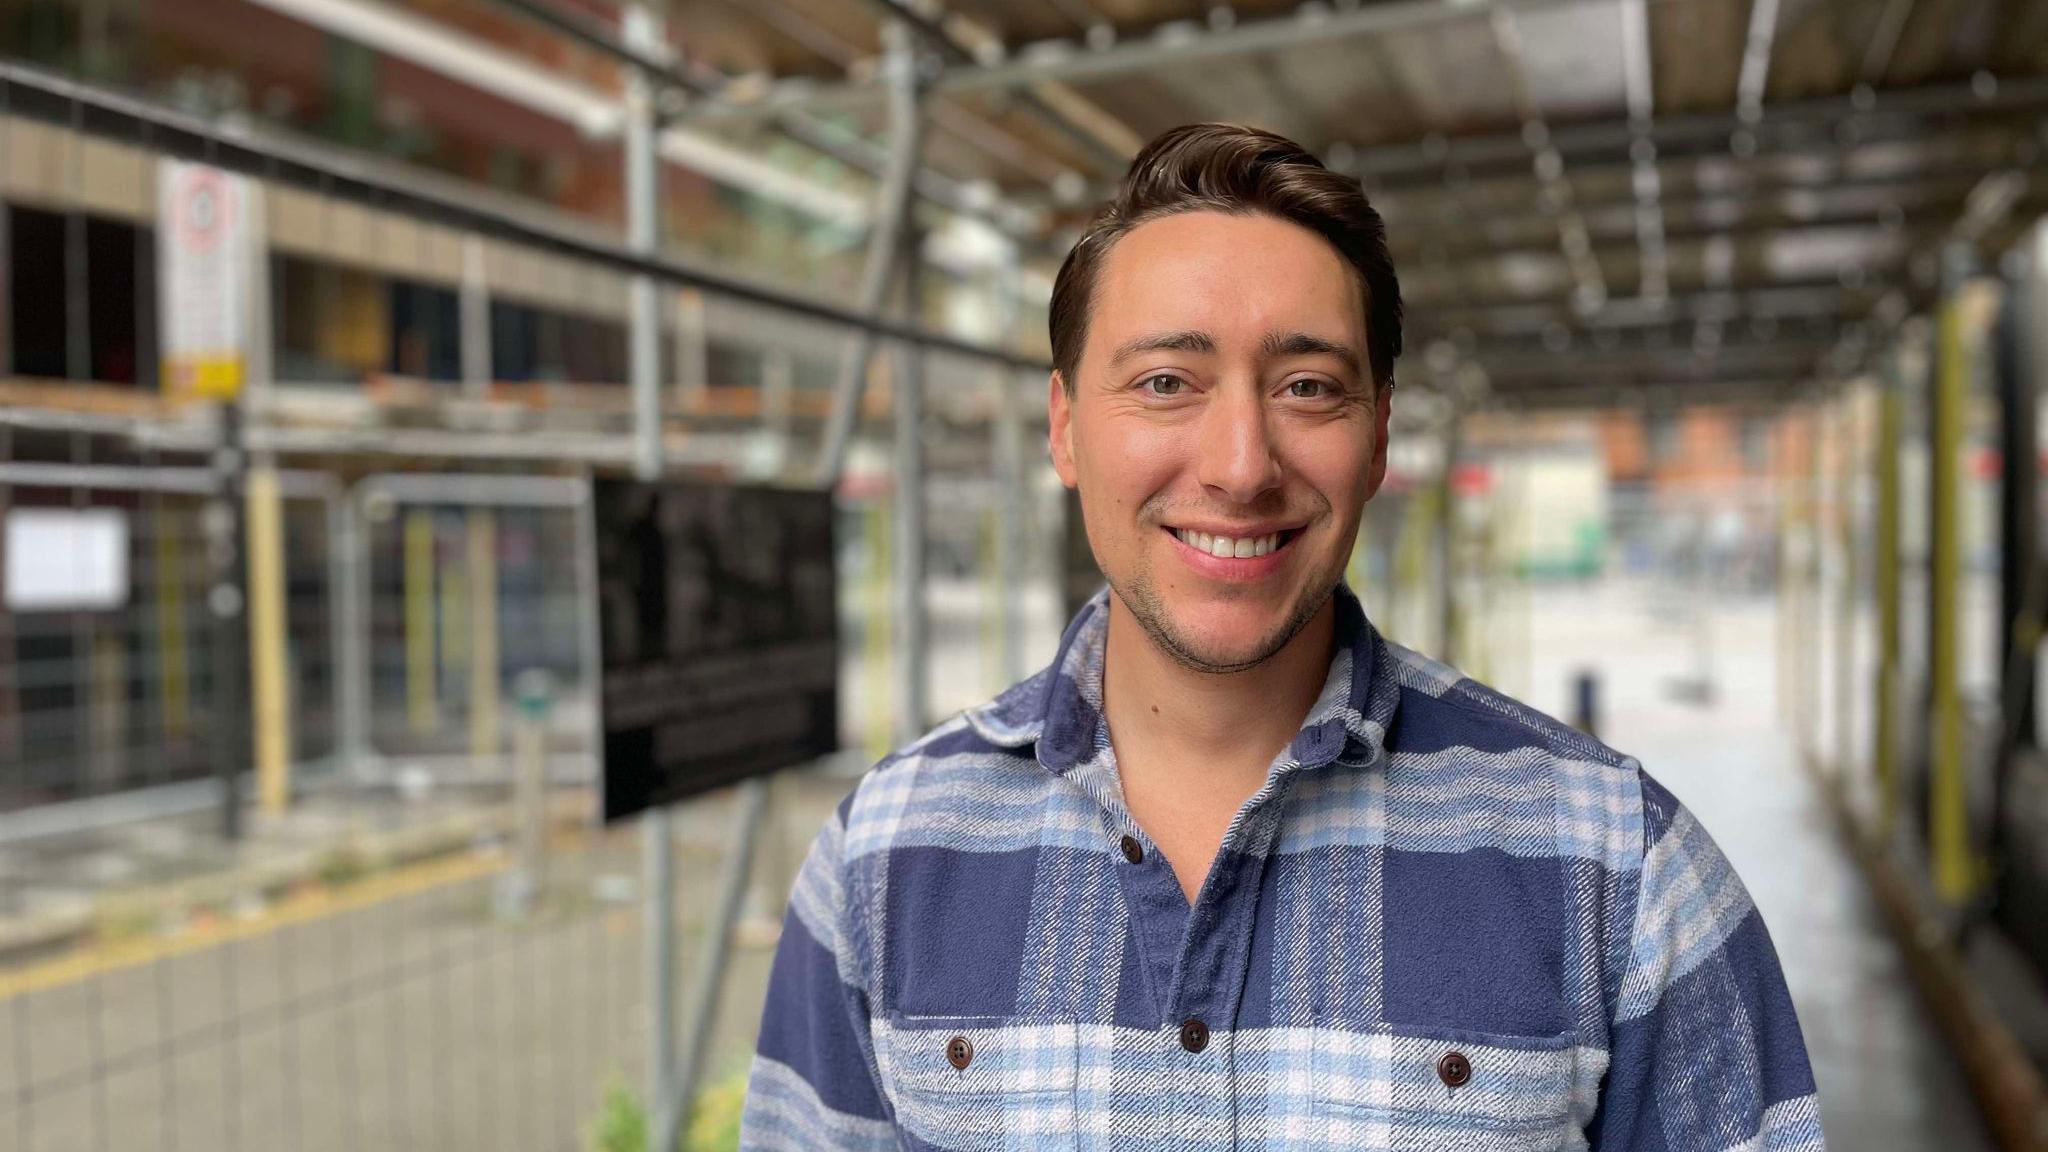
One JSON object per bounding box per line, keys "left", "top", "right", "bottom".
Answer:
{"left": 1314, "top": 1021, "right": 1583, "bottom": 1132}
{"left": 876, "top": 1012, "right": 1079, "bottom": 1097}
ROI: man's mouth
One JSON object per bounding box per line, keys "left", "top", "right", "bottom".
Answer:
{"left": 1165, "top": 526, "right": 1303, "bottom": 559}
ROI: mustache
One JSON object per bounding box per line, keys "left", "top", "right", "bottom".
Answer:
{"left": 1137, "top": 493, "right": 1329, "bottom": 527}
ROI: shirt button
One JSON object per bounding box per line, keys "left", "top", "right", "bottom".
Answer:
{"left": 1179, "top": 1018, "right": 1210, "bottom": 1053}
{"left": 1436, "top": 1050, "right": 1471, "bottom": 1088}
{"left": 1120, "top": 834, "right": 1144, "bottom": 864}
{"left": 946, "top": 1035, "right": 974, "bottom": 1070}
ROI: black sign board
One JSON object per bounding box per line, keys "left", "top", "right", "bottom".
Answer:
{"left": 592, "top": 479, "right": 838, "bottom": 823}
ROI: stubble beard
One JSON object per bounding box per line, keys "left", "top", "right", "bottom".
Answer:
{"left": 1109, "top": 555, "right": 1340, "bottom": 676}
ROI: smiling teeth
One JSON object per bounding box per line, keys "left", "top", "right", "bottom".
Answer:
{"left": 1173, "top": 529, "right": 1282, "bottom": 557}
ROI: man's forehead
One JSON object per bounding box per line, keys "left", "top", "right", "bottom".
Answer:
{"left": 1084, "top": 225, "right": 1365, "bottom": 377}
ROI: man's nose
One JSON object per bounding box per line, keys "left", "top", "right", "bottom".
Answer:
{"left": 1194, "top": 384, "right": 1284, "bottom": 504}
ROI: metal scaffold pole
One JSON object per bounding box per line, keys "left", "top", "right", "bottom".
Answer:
{"left": 815, "top": 22, "right": 930, "bottom": 489}
{"left": 1833, "top": 384, "right": 1859, "bottom": 783}
{"left": 893, "top": 219, "right": 929, "bottom": 743}
{"left": 654, "top": 19, "right": 930, "bottom": 1152}
{"left": 1807, "top": 398, "right": 1826, "bottom": 765}
{"left": 1875, "top": 352, "right": 1904, "bottom": 839}
{"left": 1437, "top": 414, "right": 1461, "bottom": 666}
{"left": 206, "top": 402, "right": 249, "bottom": 842}
{"left": 1930, "top": 242, "right": 1975, "bottom": 907}
{"left": 1997, "top": 220, "right": 2048, "bottom": 886}
{"left": 621, "top": 7, "right": 677, "bottom": 1150}
{"left": 993, "top": 255, "right": 1026, "bottom": 689}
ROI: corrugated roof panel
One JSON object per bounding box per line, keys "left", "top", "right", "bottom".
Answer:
{"left": 1373, "top": 17, "right": 1525, "bottom": 138}
{"left": 1269, "top": 35, "right": 1439, "bottom": 147}
{"left": 1649, "top": 0, "right": 1747, "bottom": 115}
{"left": 1509, "top": 0, "right": 1629, "bottom": 120}
{"left": 1764, "top": 0, "right": 1862, "bottom": 101}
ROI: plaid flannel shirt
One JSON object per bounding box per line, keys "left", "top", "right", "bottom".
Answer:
{"left": 742, "top": 585, "right": 1825, "bottom": 1151}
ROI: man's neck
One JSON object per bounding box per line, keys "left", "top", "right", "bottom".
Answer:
{"left": 1101, "top": 592, "right": 1338, "bottom": 797}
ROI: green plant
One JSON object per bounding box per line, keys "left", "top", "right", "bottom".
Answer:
{"left": 587, "top": 1076, "right": 648, "bottom": 1152}
{"left": 313, "top": 843, "right": 370, "bottom": 888}
{"left": 584, "top": 1069, "right": 750, "bottom": 1152}
{"left": 92, "top": 899, "right": 161, "bottom": 946}
{"left": 684, "top": 1071, "right": 747, "bottom": 1152}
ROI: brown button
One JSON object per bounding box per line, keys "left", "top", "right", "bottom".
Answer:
{"left": 945, "top": 1034, "right": 973, "bottom": 1070}
{"left": 1120, "top": 835, "right": 1144, "bottom": 864}
{"left": 1437, "top": 1050, "right": 1471, "bottom": 1088}
{"left": 1179, "top": 1018, "right": 1210, "bottom": 1053}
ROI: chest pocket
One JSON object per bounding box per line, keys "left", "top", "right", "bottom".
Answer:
{"left": 874, "top": 1012, "right": 1079, "bottom": 1152}
{"left": 1313, "top": 1021, "right": 1586, "bottom": 1152}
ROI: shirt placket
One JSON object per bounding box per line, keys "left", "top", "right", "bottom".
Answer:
{"left": 1099, "top": 758, "right": 1294, "bottom": 1150}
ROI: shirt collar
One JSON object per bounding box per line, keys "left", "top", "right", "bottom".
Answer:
{"left": 964, "top": 582, "right": 1397, "bottom": 776}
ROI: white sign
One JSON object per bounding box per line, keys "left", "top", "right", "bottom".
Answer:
{"left": 4, "top": 508, "right": 130, "bottom": 612}
{"left": 158, "top": 160, "right": 257, "bottom": 400}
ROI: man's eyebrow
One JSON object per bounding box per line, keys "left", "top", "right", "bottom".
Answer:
{"left": 1260, "top": 331, "right": 1361, "bottom": 376}
{"left": 1106, "top": 330, "right": 1216, "bottom": 368}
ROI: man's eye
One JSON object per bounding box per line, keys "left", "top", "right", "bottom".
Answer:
{"left": 1142, "top": 374, "right": 1185, "bottom": 396}
{"left": 1287, "top": 379, "right": 1330, "bottom": 399}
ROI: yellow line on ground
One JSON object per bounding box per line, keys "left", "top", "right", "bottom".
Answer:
{"left": 0, "top": 850, "right": 511, "bottom": 1002}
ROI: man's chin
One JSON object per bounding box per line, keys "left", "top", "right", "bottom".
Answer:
{"left": 1142, "top": 605, "right": 1308, "bottom": 674}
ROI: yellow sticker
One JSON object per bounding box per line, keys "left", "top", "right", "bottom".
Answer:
{"left": 171, "top": 355, "right": 244, "bottom": 401}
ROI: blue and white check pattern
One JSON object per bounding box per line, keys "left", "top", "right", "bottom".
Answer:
{"left": 742, "top": 585, "right": 1825, "bottom": 1151}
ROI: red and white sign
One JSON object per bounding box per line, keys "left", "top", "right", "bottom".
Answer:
{"left": 158, "top": 160, "right": 257, "bottom": 401}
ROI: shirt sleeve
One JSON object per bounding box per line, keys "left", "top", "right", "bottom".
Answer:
{"left": 1588, "top": 771, "right": 1827, "bottom": 1151}
{"left": 739, "top": 800, "right": 898, "bottom": 1151}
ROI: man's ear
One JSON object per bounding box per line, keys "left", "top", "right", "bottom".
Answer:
{"left": 1048, "top": 370, "right": 1079, "bottom": 490}
{"left": 1364, "top": 380, "right": 1393, "bottom": 501}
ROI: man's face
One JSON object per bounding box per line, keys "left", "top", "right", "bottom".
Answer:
{"left": 1049, "top": 210, "right": 1392, "bottom": 673}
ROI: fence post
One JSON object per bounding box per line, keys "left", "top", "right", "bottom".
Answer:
{"left": 468, "top": 508, "right": 500, "bottom": 772}
{"left": 498, "top": 668, "right": 551, "bottom": 918}
{"left": 405, "top": 507, "right": 438, "bottom": 734}
{"left": 246, "top": 458, "right": 291, "bottom": 814}
{"left": 334, "top": 488, "right": 370, "bottom": 780}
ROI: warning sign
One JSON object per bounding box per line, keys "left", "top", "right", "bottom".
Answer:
{"left": 158, "top": 161, "right": 256, "bottom": 401}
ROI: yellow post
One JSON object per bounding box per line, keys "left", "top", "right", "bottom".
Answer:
{"left": 246, "top": 464, "right": 292, "bottom": 814}
{"left": 1930, "top": 256, "right": 1973, "bottom": 905}
{"left": 1875, "top": 371, "right": 1903, "bottom": 839}
{"left": 865, "top": 499, "right": 892, "bottom": 762}
{"left": 156, "top": 504, "right": 190, "bottom": 739}
{"left": 405, "top": 508, "right": 438, "bottom": 734}
{"left": 467, "top": 509, "right": 500, "bottom": 768}
{"left": 438, "top": 512, "right": 470, "bottom": 692}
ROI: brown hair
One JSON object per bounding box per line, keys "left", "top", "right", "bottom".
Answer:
{"left": 1049, "top": 122, "right": 1402, "bottom": 394}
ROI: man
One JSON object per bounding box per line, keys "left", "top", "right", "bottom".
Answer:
{"left": 741, "top": 123, "right": 1824, "bottom": 1151}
